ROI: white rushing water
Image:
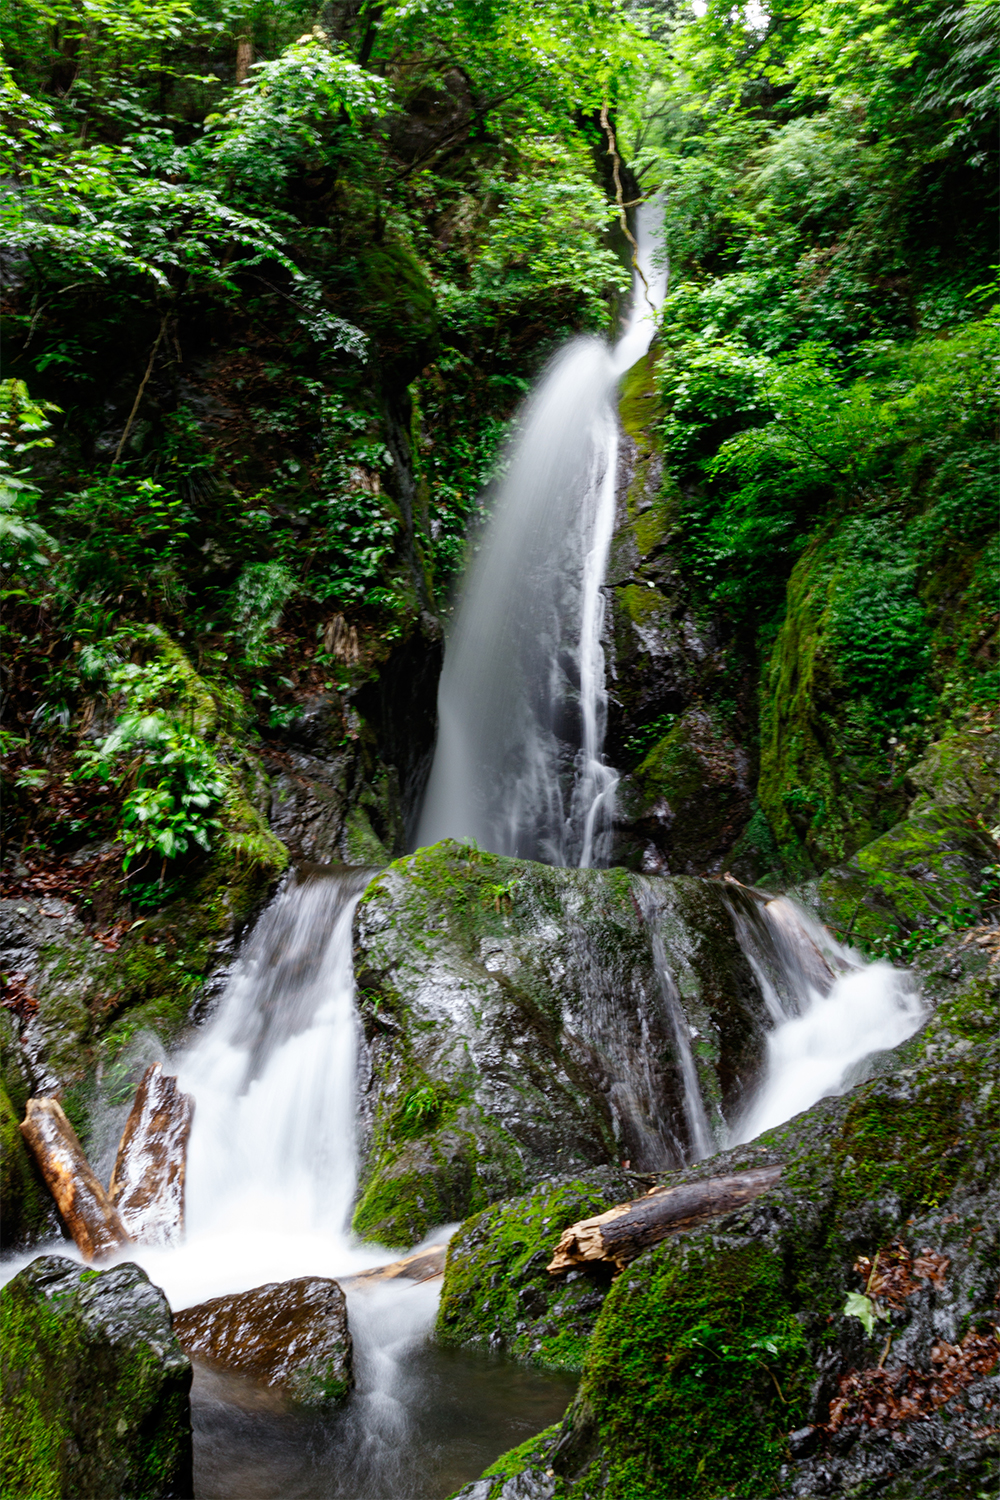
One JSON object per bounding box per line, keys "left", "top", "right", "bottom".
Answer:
{"left": 417, "top": 203, "right": 668, "bottom": 866}
{"left": 730, "top": 896, "right": 924, "bottom": 1143}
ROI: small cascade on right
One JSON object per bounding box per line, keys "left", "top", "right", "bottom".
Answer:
{"left": 728, "top": 894, "right": 924, "bottom": 1143}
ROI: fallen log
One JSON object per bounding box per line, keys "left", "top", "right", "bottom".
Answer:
{"left": 19, "top": 1097, "right": 132, "bottom": 1262}
{"left": 109, "top": 1062, "right": 194, "bottom": 1246}
{"left": 547, "top": 1164, "right": 784, "bottom": 1274}
{"left": 341, "top": 1244, "right": 447, "bottom": 1288}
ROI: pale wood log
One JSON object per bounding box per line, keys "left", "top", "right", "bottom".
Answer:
{"left": 109, "top": 1062, "right": 194, "bottom": 1246}
{"left": 341, "top": 1244, "right": 447, "bottom": 1288}
{"left": 547, "top": 1164, "right": 784, "bottom": 1274}
{"left": 19, "top": 1097, "right": 132, "bottom": 1262}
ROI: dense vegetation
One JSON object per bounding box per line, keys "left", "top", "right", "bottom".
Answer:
{"left": 3, "top": 0, "right": 995, "bottom": 917}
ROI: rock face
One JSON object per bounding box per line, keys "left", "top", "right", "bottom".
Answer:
{"left": 172, "top": 1276, "right": 353, "bottom": 1407}
{"left": 109, "top": 1063, "right": 194, "bottom": 1247}
{"left": 0, "top": 1255, "right": 193, "bottom": 1500}
{"left": 448, "top": 928, "right": 999, "bottom": 1499}
{"left": 351, "top": 842, "right": 793, "bottom": 1246}
{"left": 604, "top": 351, "right": 757, "bottom": 877}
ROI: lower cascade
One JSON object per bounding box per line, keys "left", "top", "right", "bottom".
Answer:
{"left": 3, "top": 854, "right": 932, "bottom": 1497}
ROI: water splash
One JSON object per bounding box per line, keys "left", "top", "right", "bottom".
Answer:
{"left": 731, "top": 896, "right": 924, "bottom": 1143}
{"left": 417, "top": 202, "right": 667, "bottom": 866}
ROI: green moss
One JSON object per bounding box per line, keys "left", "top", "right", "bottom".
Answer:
{"left": 343, "top": 803, "right": 391, "bottom": 867}
{"left": 481, "top": 1422, "right": 563, "bottom": 1483}
{"left": 568, "top": 1239, "right": 809, "bottom": 1499}
{"left": 0, "top": 1085, "right": 54, "bottom": 1251}
{"left": 437, "top": 1172, "right": 631, "bottom": 1371}
{"left": 1, "top": 1259, "right": 192, "bottom": 1500}
{"left": 807, "top": 805, "right": 997, "bottom": 954}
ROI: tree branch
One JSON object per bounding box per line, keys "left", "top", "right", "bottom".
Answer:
{"left": 111, "top": 313, "right": 170, "bottom": 470}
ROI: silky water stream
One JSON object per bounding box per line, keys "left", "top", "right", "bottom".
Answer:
{"left": 104, "top": 870, "right": 573, "bottom": 1500}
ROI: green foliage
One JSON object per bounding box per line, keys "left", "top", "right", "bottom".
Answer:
{"left": 232, "top": 560, "right": 295, "bottom": 666}
{"left": 75, "top": 635, "right": 227, "bottom": 874}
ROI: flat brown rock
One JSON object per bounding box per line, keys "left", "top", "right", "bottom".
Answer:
{"left": 172, "top": 1277, "right": 353, "bottom": 1407}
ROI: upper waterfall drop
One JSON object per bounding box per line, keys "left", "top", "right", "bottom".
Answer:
{"left": 417, "top": 203, "right": 668, "bottom": 866}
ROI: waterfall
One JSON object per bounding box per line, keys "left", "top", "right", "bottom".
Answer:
{"left": 417, "top": 203, "right": 668, "bottom": 866}
{"left": 104, "top": 870, "right": 388, "bottom": 1311}
{"left": 728, "top": 894, "right": 923, "bottom": 1143}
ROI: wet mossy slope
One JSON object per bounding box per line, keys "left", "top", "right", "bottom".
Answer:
{"left": 448, "top": 931, "right": 999, "bottom": 1499}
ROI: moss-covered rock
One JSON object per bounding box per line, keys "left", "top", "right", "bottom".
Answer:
{"left": 800, "top": 805, "right": 997, "bottom": 954}
{"left": 352, "top": 843, "right": 779, "bottom": 1246}
{"left": 615, "top": 706, "right": 751, "bottom": 875}
{"left": 0, "top": 1256, "right": 193, "bottom": 1500}
{"left": 458, "top": 938, "right": 999, "bottom": 1499}
{"left": 0, "top": 1081, "right": 58, "bottom": 1251}
{"left": 906, "top": 722, "right": 999, "bottom": 826}
{"left": 436, "top": 1167, "right": 634, "bottom": 1371}
{"left": 758, "top": 509, "right": 998, "bottom": 878}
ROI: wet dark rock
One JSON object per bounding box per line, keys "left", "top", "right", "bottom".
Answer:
{"left": 606, "top": 352, "right": 757, "bottom": 876}
{"left": 0, "top": 1255, "right": 193, "bottom": 1499}
{"left": 264, "top": 746, "right": 352, "bottom": 865}
{"left": 451, "top": 910, "right": 998, "bottom": 1497}
{"left": 172, "top": 1276, "right": 353, "bottom": 1407}
{"left": 351, "top": 843, "right": 781, "bottom": 1245}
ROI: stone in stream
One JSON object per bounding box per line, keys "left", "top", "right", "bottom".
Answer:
{"left": 0, "top": 1255, "right": 193, "bottom": 1500}
{"left": 109, "top": 1062, "right": 194, "bottom": 1246}
{"left": 18, "top": 1096, "right": 132, "bottom": 1261}
{"left": 172, "top": 1276, "right": 353, "bottom": 1406}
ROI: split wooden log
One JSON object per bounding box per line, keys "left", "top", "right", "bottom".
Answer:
{"left": 109, "top": 1062, "right": 194, "bottom": 1246}
{"left": 341, "top": 1244, "right": 447, "bottom": 1288}
{"left": 19, "top": 1097, "right": 132, "bottom": 1262}
{"left": 547, "top": 1164, "right": 784, "bottom": 1274}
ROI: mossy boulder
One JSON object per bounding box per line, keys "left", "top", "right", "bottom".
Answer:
{"left": 614, "top": 706, "right": 752, "bottom": 875}
{"left": 801, "top": 805, "right": 998, "bottom": 954}
{"left": 906, "top": 722, "right": 999, "bottom": 826}
{"left": 0, "top": 1256, "right": 193, "bottom": 1500}
{"left": 352, "top": 843, "right": 781, "bottom": 1246}
{"left": 457, "top": 945, "right": 999, "bottom": 1498}
{"left": 436, "top": 1167, "right": 634, "bottom": 1371}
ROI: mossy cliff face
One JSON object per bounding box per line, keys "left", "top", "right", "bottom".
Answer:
{"left": 451, "top": 938, "right": 999, "bottom": 1500}
{"left": 351, "top": 842, "right": 783, "bottom": 1247}
{"left": 605, "top": 351, "right": 756, "bottom": 876}
{"left": 758, "top": 518, "right": 997, "bottom": 879}
{"left": 0, "top": 1256, "right": 193, "bottom": 1500}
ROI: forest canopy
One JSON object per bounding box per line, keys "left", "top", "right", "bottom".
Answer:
{"left": 1, "top": 0, "right": 996, "bottom": 897}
